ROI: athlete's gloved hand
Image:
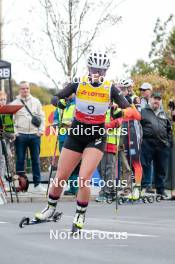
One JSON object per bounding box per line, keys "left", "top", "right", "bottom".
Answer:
{"left": 51, "top": 97, "right": 66, "bottom": 109}
{"left": 58, "top": 99, "right": 67, "bottom": 109}
{"left": 112, "top": 108, "right": 124, "bottom": 118}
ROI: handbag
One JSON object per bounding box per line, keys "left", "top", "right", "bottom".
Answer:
{"left": 20, "top": 99, "right": 42, "bottom": 128}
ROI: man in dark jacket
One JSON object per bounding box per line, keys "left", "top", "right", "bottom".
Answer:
{"left": 140, "top": 92, "right": 172, "bottom": 198}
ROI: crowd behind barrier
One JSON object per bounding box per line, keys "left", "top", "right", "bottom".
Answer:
{"left": 0, "top": 79, "right": 175, "bottom": 201}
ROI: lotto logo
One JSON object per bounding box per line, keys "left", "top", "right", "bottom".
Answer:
{"left": 80, "top": 90, "right": 107, "bottom": 98}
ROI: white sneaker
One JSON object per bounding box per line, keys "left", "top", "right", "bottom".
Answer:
{"left": 33, "top": 184, "right": 47, "bottom": 193}
{"left": 35, "top": 205, "right": 55, "bottom": 221}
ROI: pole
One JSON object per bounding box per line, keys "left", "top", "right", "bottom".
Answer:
{"left": 46, "top": 109, "right": 64, "bottom": 196}
{"left": 0, "top": 0, "right": 2, "bottom": 61}
{"left": 0, "top": 0, "right": 4, "bottom": 92}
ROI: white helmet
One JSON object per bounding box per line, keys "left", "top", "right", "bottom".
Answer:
{"left": 118, "top": 78, "right": 134, "bottom": 88}
{"left": 87, "top": 51, "right": 110, "bottom": 70}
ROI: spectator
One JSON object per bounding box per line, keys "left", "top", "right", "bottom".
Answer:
{"left": 0, "top": 91, "right": 8, "bottom": 182}
{"left": 96, "top": 105, "right": 122, "bottom": 202}
{"left": 0, "top": 91, "right": 14, "bottom": 190}
{"left": 118, "top": 79, "right": 142, "bottom": 200}
{"left": 12, "top": 81, "right": 46, "bottom": 192}
{"left": 139, "top": 82, "right": 154, "bottom": 192}
{"left": 117, "top": 86, "right": 132, "bottom": 190}
{"left": 140, "top": 92, "right": 172, "bottom": 198}
{"left": 140, "top": 82, "right": 152, "bottom": 109}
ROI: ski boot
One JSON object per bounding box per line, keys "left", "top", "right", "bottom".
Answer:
{"left": 34, "top": 205, "right": 56, "bottom": 221}
{"left": 71, "top": 212, "right": 85, "bottom": 235}
{"left": 118, "top": 185, "right": 141, "bottom": 204}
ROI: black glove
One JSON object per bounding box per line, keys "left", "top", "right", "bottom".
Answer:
{"left": 51, "top": 97, "right": 66, "bottom": 109}
{"left": 111, "top": 106, "right": 123, "bottom": 119}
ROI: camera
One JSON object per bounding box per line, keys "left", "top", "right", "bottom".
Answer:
{"left": 168, "top": 99, "right": 175, "bottom": 111}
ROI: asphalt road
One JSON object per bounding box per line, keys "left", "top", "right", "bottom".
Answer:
{"left": 0, "top": 201, "right": 175, "bottom": 264}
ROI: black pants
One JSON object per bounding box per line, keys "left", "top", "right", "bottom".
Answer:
{"left": 141, "top": 139, "right": 170, "bottom": 193}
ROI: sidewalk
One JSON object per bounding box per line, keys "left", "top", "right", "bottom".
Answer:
{"left": 5, "top": 172, "right": 175, "bottom": 203}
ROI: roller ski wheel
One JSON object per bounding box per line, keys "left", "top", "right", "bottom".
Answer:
{"left": 118, "top": 197, "right": 124, "bottom": 205}
{"left": 19, "top": 217, "right": 30, "bottom": 228}
{"left": 106, "top": 194, "right": 116, "bottom": 204}
{"left": 71, "top": 224, "right": 82, "bottom": 235}
{"left": 156, "top": 195, "right": 161, "bottom": 202}
{"left": 147, "top": 196, "right": 154, "bottom": 203}
{"left": 142, "top": 197, "right": 147, "bottom": 203}
{"left": 106, "top": 198, "right": 113, "bottom": 204}
{"left": 19, "top": 211, "right": 63, "bottom": 228}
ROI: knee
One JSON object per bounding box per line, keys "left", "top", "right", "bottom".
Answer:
{"left": 78, "top": 174, "right": 91, "bottom": 188}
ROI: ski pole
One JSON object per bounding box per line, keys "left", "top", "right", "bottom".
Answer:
{"left": 46, "top": 108, "right": 64, "bottom": 196}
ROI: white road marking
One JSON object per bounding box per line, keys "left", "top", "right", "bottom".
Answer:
{"left": 63, "top": 228, "right": 158, "bottom": 238}
{"left": 108, "top": 244, "right": 128, "bottom": 247}
{"left": 0, "top": 221, "right": 7, "bottom": 224}
{"left": 64, "top": 215, "right": 174, "bottom": 229}
{"left": 127, "top": 233, "right": 157, "bottom": 237}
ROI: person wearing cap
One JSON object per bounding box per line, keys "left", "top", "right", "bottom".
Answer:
{"left": 140, "top": 82, "right": 153, "bottom": 192}
{"left": 140, "top": 92, "right": 172, "bottom": 199}
{"left": 140, "top": 82, "right": 152, "bottom": 109}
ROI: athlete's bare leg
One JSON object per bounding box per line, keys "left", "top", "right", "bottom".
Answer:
{"left": 77, "top": 147, "right": 104, "bottom": 202}
{"left": 71, "top": 148, "right": 104, "bottom": 232}
{"left": 34, "top": 148, "right": 81, "bottom": 221}
{"left": 49, "top": 148, "right": 82, "bottom": 197}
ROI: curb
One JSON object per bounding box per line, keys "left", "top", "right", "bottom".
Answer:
{"left": 7, "top": 194, "right": 98, "bottom": 203}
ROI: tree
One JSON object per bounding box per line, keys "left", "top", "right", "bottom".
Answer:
{"left": 17, "top": 0, "right": 121, "bottom": 88}
{"left": 9, "top": 80, "right": 55, "bottom": 104}
{"left": 129, "top": 15, "right": 175, "bottom": 80}
{"left": 149, "top": 14, "right": 175, "bottom": 80}
{"left": 130, "top": 59, "right": 153, "bottom": 76}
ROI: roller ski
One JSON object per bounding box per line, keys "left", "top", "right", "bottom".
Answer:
{"left": 141, "top": 188, "right": 162, "bottom": 203}
{"left": 95, "top": 192, "right": 116, "bottom": 204}
{"left": 106, "top": 192, "right": 116, "bottom": 204}
{"left": 19, "top": 205, "right": 63, "bottom": 228}
{"left": 118, "top": 186, "right": 161, "bottom": 205}
{"left": 118, "top": 186, "right": 142, "bottom": 205}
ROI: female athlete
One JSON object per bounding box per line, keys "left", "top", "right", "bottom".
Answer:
{"left": 34, "top": 51, "right": 140, "bottom": 232}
